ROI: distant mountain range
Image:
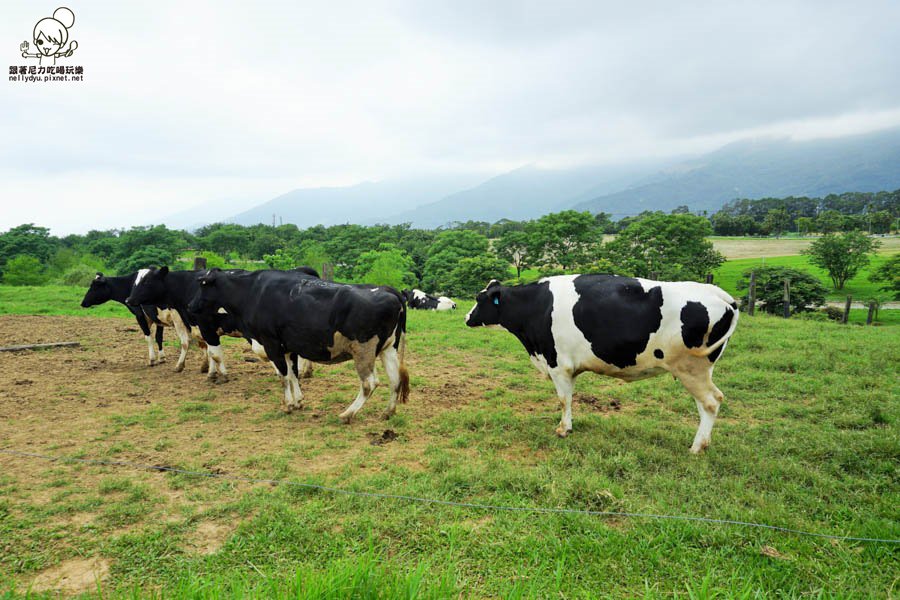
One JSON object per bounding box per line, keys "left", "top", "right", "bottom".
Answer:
{"left": 166, "top": 127, "right": 900, "bottom": 230}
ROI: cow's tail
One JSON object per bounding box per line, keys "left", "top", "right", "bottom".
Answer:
{"left": 688, "top": 294, "right": 740, "bottom": 359}
{"left": 394, "top": 300, "right": 410, "bottom": 403}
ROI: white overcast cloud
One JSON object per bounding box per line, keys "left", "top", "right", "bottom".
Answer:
{"left": 1, "top": 0, "right": 899, "bottom": 233}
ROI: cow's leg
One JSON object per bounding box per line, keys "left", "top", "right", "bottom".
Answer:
{"left": 379, "top": 346, "right": 401, "bottom": 420}
{"left": 171, "top": 320, "right": 192, "bottom": 373}
{"left": 267, "top": 351, "right": 295, "bottom": 413}
{"left": 198, "top": 340, "right": 209, "bottom": 374}
{"left": 286, "top": 353, "right": 303, "bottom": 409}
{"left": 298, "top": 357, "right": 314, "bottom": 379}
{"left": 207, "top": 345, "right": 227, "bottom": 383}
{"left": 339, "top": 346, "right": 378, "bottom": 424}
{"left": 549, "top": 370, "right": 575, "bottom": 437}
{"left": 155, "top": 324, "right": 165, "bottom": 363}
{"left": 679, "top": 369, "right": 723, "bottom": 454}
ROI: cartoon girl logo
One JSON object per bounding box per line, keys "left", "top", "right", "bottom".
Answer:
{"left": 20, "top": 7, "right": 78, "bottom": 66}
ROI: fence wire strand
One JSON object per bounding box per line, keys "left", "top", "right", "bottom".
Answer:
{"left": 1, "top": 448, "right": 897, "bottom": 544}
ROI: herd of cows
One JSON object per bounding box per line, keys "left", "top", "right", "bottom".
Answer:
{"left": 80, "top": 266, "right": 739, "bottom": 453}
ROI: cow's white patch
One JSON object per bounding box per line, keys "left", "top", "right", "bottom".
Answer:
{"left": 249, "top": 339, "right": 267, "bottom": 359}
{"left": 436, "top": 296, "right": 456, "bottom": 311}
{"left": 529, "top": 353, "right": 551, "bottom": 377}
{"left": 216, "top": 307, "right": 228, "bottom": 314}
{"left": 134, "top": 268, "right": 150, "bottom": 286}
{"left": 412, "top": 289, "right": 427, "bottom": 301}
{"left": 370, "top": 288, "right": 379, "bottom": 292}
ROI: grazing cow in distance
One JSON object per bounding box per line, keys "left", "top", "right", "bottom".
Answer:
{"left": 403, "top": 289, "right": 456, "bottom": 311}
{"left": 189, "top": 269, "right": 409, "bottom": 421}
{"left": 80, "top": 272, "right": 175, "bottom": 366}
{"left": 466, "top": 275, "right": 739, "bottom": 453}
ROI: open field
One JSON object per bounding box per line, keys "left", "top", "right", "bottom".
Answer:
{"left": 710, "top": 235, "right": 900, "bottom": 259}
{"left": 1, "top": 298, "right": 898, "bottom": 597}
{"left": 712, "top": 252, "right": 899, "bottom": 304}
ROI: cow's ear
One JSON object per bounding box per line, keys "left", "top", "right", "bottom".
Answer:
{"left": 159, "top": 266, "right": 169, "bottom": 278}
{"left": 487, "top": 286, "right": 502, "bottom": 306}
{"left": 94, "top": 272, "right": 104, "bottom": 281}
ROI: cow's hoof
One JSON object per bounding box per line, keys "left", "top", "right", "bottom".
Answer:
{"left": 174, "top": 363, "right": 185, "bottom": 373}
{"left": 381, "top": 409, "right": 396, "bottom": 420}
{"left": 689, "top": 441, "right": 709, "bottom": 454}
{"left": 282, "top": 404, "right": 293, "bottom": 414}
{"left": 148, "top": 360, "right": 156, "bottom": 367}
{"left": 217, "top": 374, "right": 228, "bottom": 384}
{"left": 555, "top": 426, "right": 572, "bottom": 438}
{"left": 207, "top": 372, "right": 218, "bottom": 383}
{"left": 158, "top": 354, "right": 166, "bottom": 363}
{"left": 339, "top": 411, "right": 354, "bottom": 424}
{"left": 200, "top": 363, "right": 209, "bottom": 374}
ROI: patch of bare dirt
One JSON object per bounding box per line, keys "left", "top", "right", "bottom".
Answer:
{"left": 575, "top": 394, "right": 622, "bottom": 413}
{"left": 368, "top": 429, "right": 398, "bottom": 445}
{"left": 187, "top": 521, "right": 233, "bottom": 555}
{"left": 30, "top": 557, "right": 110, "bottom": 595}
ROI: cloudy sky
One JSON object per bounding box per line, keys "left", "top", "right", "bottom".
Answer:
{"left": 2, "top": 0, "right": 900, "bottom": 234}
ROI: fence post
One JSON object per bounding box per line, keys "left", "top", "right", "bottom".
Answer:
{"left": 193, "top": 256, "right": 207, "bottom": 270}
{"left": 650, "top": 271, "right": 659, "bottom": 280}
{"left": 866, "top": 301, "right": 876, "bottom": 325}
{"left": 747, "top": 271, "right": 756, "bottom": 316}
{"left": 322, "top": 262, "right": 334, "bottom": 281}
{"left": 705, "top": 274, "right": 714, "bottom": 284}
{"left": 842, "top": 296, "right": 852, "bottom": 324}
{"left": 782, "top": 278, "right": 791, "bottom": 318}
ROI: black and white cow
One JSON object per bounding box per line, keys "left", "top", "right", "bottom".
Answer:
{"left": 80, "top": 272, "right": 174, "bottom": 366}
{"left": 188, "top": 268, "right": 409, "bottom": 421}
{"left": 403, "top": 289, "right": 456, "bottom": 311}
{"left": 124, "top": 267, "right": 244, "bottom": 379}
{"left": 465, "top": 275, "right": 739, "bottom": 453}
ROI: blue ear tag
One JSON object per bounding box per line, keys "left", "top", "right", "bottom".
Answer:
{"left": 493, "top": 298, "right": 499, "bottom": 305}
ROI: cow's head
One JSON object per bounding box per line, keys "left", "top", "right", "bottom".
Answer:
{"left": 465, "top": 280, "right": 502, "bottom": 327}
{"left": 188, "top": 268, "right": 222, "bottom": 314}
{"left": 81, "top": 273, "right": 111, "bottom": 307}
{"left": 125, "top": 267, "right": 167, "bottom": 306}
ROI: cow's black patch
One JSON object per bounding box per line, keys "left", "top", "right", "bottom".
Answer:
{"left": 706, "top": 307, "right": 734, "bottom": 363}
{"left": 730, "top": 301, "right": 738, "bottom": 310}
{"left": 680, "top": 301, "right": 709, "bottom": 349}
{"left": 654, "top": 349, "right": 664, "bottom": 359}
{"left": 572, "top": 275, "right": 664, "bottom": 369}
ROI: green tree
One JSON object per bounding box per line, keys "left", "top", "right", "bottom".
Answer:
{"left": 796, "top": 217, "right": 815, "bottom": 235}
{"left": 494, "top": 230, "right": 532, "bottom": 279}
{"left": 869, "top": 254, "right": 900, "bottom": 300}
{"left": 422, "top": 230, "right": 490, "bottom": 291}
{"left": 870, "top": 211, "right": 893, "bottom": 235}
{"left": 446, "top": 254, "right": 510, "bottom": 296}
{"left": 0, "top": 223, "right": 57, "bottom": 265}
{"left": 762, "top": 208, "right": 791, "bottom": 238}
{"left": 357, "top": 250, "right": 416, "bottom": 290}
{"left": 803, "top": 232, "right": 880, "bottom": 289}
{"left": 527, "top": 210, "right": 598, "bottom": 271}
{"left": 359, "top": 247, "right": 417, "bottom": 289}
{"left": 816, "top": 210, "right": 844, "bottom": 234}
{"left": 603, "top": 213, "right": 724, "bottom": 280}
{"left": 736, "top": 266, "right": 827, "bottom": 314}
{"left": 263, "top": 248, "right": 295, "bottom": 270}
{"left": 114, "top": 246, "right": 176, "bottom": 275}
{"left": 2, "top": 255, "right": 47, "bottom": 285}
{"left": 199, "top": 224, "right": 251, "bottom": 256}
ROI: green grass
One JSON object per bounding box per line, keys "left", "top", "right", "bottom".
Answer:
{"left": 713, "top": 252, "right": 899, "bottom": 303}
{"left": 2, "top": 286, "right": 899, "bottom": 597}
{"left": 0, "top": 285, "right": 124, "bottom": 318}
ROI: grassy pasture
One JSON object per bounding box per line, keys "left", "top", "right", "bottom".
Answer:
{"left": 0, "top": 295, "right": 898, "bottom": 598}
{"left": 712, "top": 252, "right": 899, "bottom": 304}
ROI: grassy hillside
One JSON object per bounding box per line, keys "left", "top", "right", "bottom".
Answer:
{"left": 1, "top": 302, "right": 898, "bottom": 597}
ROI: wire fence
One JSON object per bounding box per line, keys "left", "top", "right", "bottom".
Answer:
{"left": 2, "top": 448, "right": 897, "bottom": 544}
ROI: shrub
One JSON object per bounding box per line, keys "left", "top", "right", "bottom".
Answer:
{"left": 58, "top": 263, "right": 100, "bottom": 286}
{"left": 114, "top": 246, "right": 176, "bottom": 275}
{"left": 736, "top": 266, "right": 827, "bottom": 314}
{"left": 2, "top": 255, "right": 47, "bottom": 285}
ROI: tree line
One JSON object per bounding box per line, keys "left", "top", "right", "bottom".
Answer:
{"left": 0, "top": 211, "right": 725, "bottom": 295}
{"left": 710, "top": 189, "right": 900, "bottom": 236}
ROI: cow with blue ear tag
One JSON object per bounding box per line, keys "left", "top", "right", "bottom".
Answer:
{"left": 466, "top": 274, "right": 739, "bottom": 453}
